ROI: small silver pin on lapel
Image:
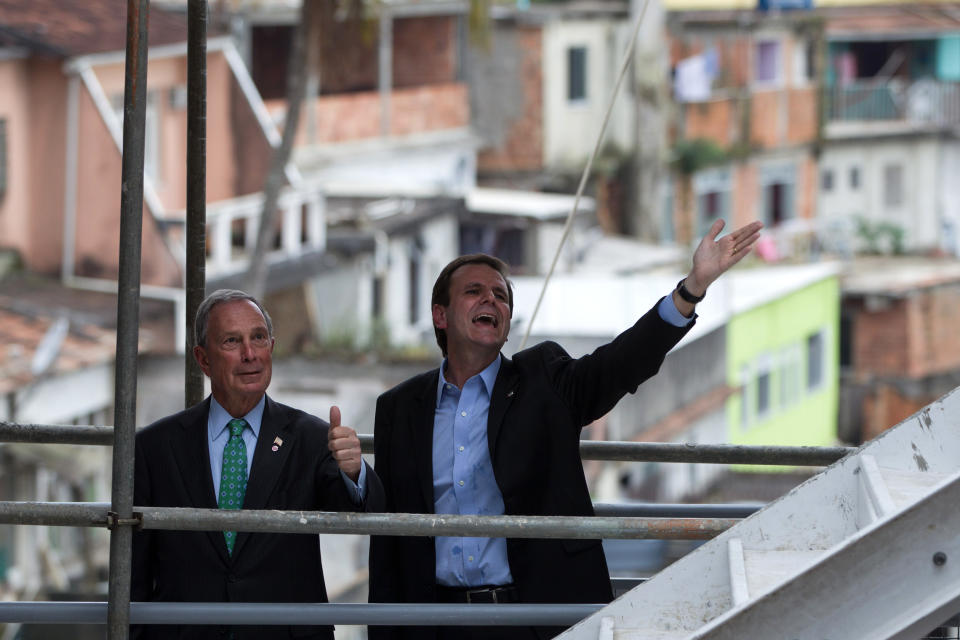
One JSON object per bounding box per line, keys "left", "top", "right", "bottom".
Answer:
{"left": 506, "top": 390, "right": 515, "bottom": 398}
{"left": 272, "top": 436, "right": 283, "bottom": 452}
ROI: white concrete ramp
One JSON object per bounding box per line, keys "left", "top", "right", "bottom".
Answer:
{"left": 561, "top": 387, "right": 960, "bottom": 640}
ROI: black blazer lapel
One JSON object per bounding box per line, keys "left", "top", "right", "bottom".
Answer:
{"left": 233, "top": 395, "right": 294, "bottom": 557}
{"left": 172, "top": 398, "right": 229, "bottom": 562}
{"left": 488, "top": 354, "right": 520, "bottom": 460}
{"left": 412, "top": 371, "right": 440, "bottom": 510}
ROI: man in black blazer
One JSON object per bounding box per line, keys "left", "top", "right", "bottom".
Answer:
{"left": 132, "top": 289, "right": 384, "bottom": 639}
{"left": 369, "top": 219, "right": 762, "bottom": 639}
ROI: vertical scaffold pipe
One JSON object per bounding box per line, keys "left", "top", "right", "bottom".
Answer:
{"left": 107, "top": 1, "right": 150, "bottom": 638}
{"left": 185, "top": 0, "right": 208, "bottom": 408}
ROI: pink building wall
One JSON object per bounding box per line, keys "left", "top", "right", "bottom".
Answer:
{"left": 0, "top": 57, "right": 33, "bottom": 265}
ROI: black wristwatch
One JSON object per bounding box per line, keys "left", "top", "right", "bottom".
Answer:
{"left": 676, "top": 278, "right": 705, "bottom": 304}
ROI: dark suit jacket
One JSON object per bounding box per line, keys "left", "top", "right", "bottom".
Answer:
{"left": 368, "top": 301, "right": 693, "bottom": 639}
{"left": 132, "top": 395, "right": 384, "bottom": 640}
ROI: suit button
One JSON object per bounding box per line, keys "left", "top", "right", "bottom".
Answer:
{"left": 228, "top": 573, "right": 238, "bottom": 583}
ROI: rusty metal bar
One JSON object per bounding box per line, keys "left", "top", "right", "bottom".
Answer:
{"left": 0, "top": 422, "right": 856, "bottom": 466}
{"left": 0, "top": 502, "right": 735, "bottom": 540}
{"left": 109, "top": 0, "right": 150, "bottom": 637}
{"left": 184, "top": 0, "right": 208, "bottom": 408}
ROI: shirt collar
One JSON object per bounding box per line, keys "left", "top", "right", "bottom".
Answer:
{"left": 208, "top": 395, "right": 265, "bottom": 441}
{"left": 436, "top": 355, "right": 502, "bottom": 404}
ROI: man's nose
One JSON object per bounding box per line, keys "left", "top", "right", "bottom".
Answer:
{"left": 239, "top": 339, "right": 256, "bottom": 360}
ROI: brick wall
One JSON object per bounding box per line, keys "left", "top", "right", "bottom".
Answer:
{"left": 852, "top": 285, "right": 960, "bottom": 381}
{"left": 683, "top": 99, "right": 735, "bottom": 147}
{"left": 318, "top": 4, "right": 377, "bottom": 94}
{"left": 911, "top": 284, "right": 960, "bottom": 377}
{"left": 860, "top": 383, "right": 930, "bottom": 442}
{"left": 750, "top": 90, "right": 780, "bottom": 149}
{"left": 272, "top": 82, "right": 469, "bottom": 146}
{"left": 393, "top": 16, "right": 457, "bottom": 88}
{"left": 786, "top": 88, "right": 818, "bottom": 145}
{"left": 852, "top": 297, "right": 911, "bottom": 378}
{"left": 390, "top": 83, "right": 468, "bottom": 137}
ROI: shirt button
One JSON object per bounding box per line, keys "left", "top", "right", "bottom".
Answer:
{"left": 460, "top": 411, "right": 467, "bottom": 417}
{"left": 458, "top": 446, "right": 464, "bottom": 452}
{"left": 468, "top": 555, "right": 474, "bottom": 562}
{"left": 458, "top": 480, "right": 465, "bottom": 486}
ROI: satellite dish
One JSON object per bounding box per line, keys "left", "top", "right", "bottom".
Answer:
{"left": 31, "top": 317, "right": 69, "bottom": 377}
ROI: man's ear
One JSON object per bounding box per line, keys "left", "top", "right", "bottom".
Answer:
{"left": 432, "top": 304, "right": 447, "bottom": 330}
{"left": 193, "top": 344, "right": 211, "bottom": 377}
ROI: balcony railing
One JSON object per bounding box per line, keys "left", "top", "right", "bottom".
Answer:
{"left": 826, "top": 79, "right": 960, "bottom": 126}
{"left": 190, "top": 187, "right": 326, "bottom": 278}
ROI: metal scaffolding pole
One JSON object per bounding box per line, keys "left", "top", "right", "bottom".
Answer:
{"left": 0, "top": 422, "right": 856, "bottom": 466}
{"left": 108, "top": 0, "right": 150, "bottom": 637}
{"left": 1, "top": 602, "right": 603, "bottom": 627}
{"left": 184, "top": 0, "right": 208, "bottom": 407}
{"left": 0, "top": 502, "right": 737, "bottom": 540}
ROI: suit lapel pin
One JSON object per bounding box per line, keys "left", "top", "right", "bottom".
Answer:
{"left": 272, "top": 436, "right": 283, "bottom": 452}
{"left": 506, "top": 390, "right": 516, "bottom": 398}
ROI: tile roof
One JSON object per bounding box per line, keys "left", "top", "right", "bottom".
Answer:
{"left": 0, "top": 305, "right": 116, "bottom": 394}
{"left": 0, "top": 0, "right": 188, "bottom": 57}
{"left": 824, "top": 4, "right": 960, "bottom": 35}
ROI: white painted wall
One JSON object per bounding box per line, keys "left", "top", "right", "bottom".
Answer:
{"left": 818, "top": 136, "right": 943, "bottom": 252}
{"left": 382, "top": 214, "right": 459, "bottom": 348}
{"left": 939, "top": 141, "right": 960, "bottom": 255}
{"left": 307, "top": 213, "right": 458, "bottom": 351}
{"left": 302, "top": 136, "right": 477, "bottom": 197}
{"left": 542, "top": 18, "right": 634, "bottom": 169}
{"left": 12, "top": 364, "right": 113, "bottom": 425}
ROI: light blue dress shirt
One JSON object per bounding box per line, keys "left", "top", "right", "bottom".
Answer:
{"left": 433, "top": 356, "right": 513, "bottom": 587}
{"left": 429, "top": 292, "right": 693, "bottom": 587}
{"left": 207, "top": 395, "right": 366, "bottom": 503}
{"left": 658, "top": 290, "right": 697, "bottom": 327}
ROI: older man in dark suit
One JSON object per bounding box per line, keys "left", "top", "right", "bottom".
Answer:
{"left": 369, "top": 219, "right": 763, "bottom": 639}
{"left": 132, "top": 289, "right": 383, "bottom": 639}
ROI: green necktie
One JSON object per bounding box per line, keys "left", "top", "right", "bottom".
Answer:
{"left": 218, "top": 418, "right": 249, "bottom": 555}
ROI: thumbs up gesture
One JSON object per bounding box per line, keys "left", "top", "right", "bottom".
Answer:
{"left": 328, "top": 405, "right": 362, "bottom": 482}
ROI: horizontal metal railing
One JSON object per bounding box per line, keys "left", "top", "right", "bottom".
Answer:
{"left": 0, "top": 421, "right": 855, "bottom": 466}
{"left": 0, "top": 420, "right": 849, "bottom": 628}
{"left": 0, "top": 602, "right": 604, "bottom": 626}
{"left": 826, "top": 79, "right": 960, "bottom": 126}
{"left": 0, "top": 502, "right": 738, "bottom": 540}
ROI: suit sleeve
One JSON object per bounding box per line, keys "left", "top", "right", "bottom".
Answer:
{"left": 368, "top": 392, "right": 401, "bottom": 639}
{"left": 312, "top": 416, "right": 385, "bottom": 513}
{"left": 543, "top": 298, "right": 693, "bottom": 427}
{"left": 130, "top": 432, "right": 154, "bottom": 627}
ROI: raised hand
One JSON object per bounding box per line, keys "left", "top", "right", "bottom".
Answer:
{"left": 327, "top": 405, "right": 362, "bottom": 483}
{"left": 685, "top": 219, "right": 764, "bottom": 296}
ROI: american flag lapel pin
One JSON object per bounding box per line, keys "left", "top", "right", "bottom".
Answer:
{"left": 272, "top": 436, "right": 283, "bottom": 452}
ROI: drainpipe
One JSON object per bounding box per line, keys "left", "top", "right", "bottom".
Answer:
{"left": 378, "top": 7, "right": 393, "bottom": 137}
{"left": 62, "top": 75, "right": 79, "bottom": 285}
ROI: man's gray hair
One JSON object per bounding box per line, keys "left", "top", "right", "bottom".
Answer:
{"left": 194, "top": 289, "right": 273, "bottom": 348}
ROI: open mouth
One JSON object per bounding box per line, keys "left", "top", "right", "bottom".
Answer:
{"left": 472, "top": 313, "right": 498, "bottom": 328}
